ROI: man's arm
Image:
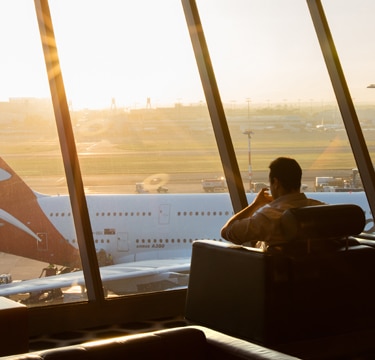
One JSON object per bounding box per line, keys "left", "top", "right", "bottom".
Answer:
{"left": 221, "top": 188, "right": 273, "bottom": 242}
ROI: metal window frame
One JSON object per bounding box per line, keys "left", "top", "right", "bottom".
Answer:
{"left": 181, "top": 0, "right": 248, "bottom": 213}
{"left": 307, "top": 0, "right": 375, "bottom": 219}
{"left": 34, "top": 0, "right": 104, "bottom": 302}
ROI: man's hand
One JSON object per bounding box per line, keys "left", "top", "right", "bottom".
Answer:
{"left": 221, "top": 188, "right": 272, "bottom": 242}
{"left": 252, "top": 188, "right": 273, "bottom": 207}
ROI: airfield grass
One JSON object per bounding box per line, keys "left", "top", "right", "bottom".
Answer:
{"left": 2, "top": 128, "right": 363, "bottom": 178}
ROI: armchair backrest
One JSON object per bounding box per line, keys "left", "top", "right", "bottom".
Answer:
{"left": 280, "top": 204, "right": 365, "bottom": 242}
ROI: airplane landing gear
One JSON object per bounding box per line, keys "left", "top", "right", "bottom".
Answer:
{"left": 21, "top": 264, "right": 75, "bottom": 305}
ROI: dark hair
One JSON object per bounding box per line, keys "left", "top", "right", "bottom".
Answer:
{"left": 269, "top": 157, "right": 302, "bottom": 191}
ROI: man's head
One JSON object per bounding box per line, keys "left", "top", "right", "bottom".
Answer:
{"left": 269, "top": 157, "right": 302, "bottom": 198}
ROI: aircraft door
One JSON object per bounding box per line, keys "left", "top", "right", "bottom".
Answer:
{"left": 117, "top": 232, "right": 129, "bottom": 252}
{"left": 159, "top": 204, "right": 170, "bottom": 225}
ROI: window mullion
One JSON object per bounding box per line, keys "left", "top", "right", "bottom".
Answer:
{"left": 34, "top": 0, "right": 104, "bottom": 302}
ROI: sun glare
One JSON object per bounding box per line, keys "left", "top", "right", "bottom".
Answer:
{"left": 0, "top": 1, "right": 374, "bottom": 109}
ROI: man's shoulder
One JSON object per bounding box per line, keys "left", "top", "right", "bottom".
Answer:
{"left": 256, "top": 203, "right": 285, "bottom": 219}
{"left": 271, "top": 192, "right": 307, "bottom": 206}
{"left": 306, "top": 197, "right": 326, "bottom": 206}
{"left": 271, "top": 193, "right": 324, "bottom": 209}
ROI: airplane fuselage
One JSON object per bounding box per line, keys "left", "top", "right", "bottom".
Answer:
{"left": 37, "top": 191, "right": 373, "bottom": 266}
{"left": 38, "top": 193, "right": 234, "bottom": 265}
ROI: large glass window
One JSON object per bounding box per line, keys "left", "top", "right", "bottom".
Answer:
{"left": 48, "top": 0, "right": 227, "bottom": 298}
{"left": 197, "top": 0, "right": 373, "bottom": 229}
{"left": 0, "top": 0, "right": 227, "bottom": 305}
{"left": 0, "top": 1, "right": 84, "bottom": 306}
{"left": 0, "top": 0, "right": 373, "bottom": 321}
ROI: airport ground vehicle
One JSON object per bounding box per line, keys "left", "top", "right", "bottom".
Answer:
{"left": 136, "top": 182, "right": 168, "bottom": 193}
{"left": 315, "top": 169, "right": 363, "bottom": 192}
{"left": 157, "top": 185, "right": 168, "bottom": 193}
{"left": 0, "top": 274, "right": 12, "bottom": 284}
{"left": 201, "top": 177, "right": 227, "bottom": 192}
{"left": 251, "top": 182, "right": 269, "bottom": 193}
{"left": 135, "top": 182, "right": 149, "bottom": 193}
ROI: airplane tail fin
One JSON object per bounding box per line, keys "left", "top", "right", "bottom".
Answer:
{"left": 0, "top": 157, "right": 81, "bottom": 268}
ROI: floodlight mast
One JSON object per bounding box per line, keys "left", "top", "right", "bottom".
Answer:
{"left": 243, "top": 130, "right": 253, "bottom": 192}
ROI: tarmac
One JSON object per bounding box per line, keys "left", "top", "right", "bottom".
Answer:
{"left": 0, "top": 252, "right": 48, "bottom": 282}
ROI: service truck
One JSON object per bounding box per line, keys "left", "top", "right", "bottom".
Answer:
{"left": 201, "top": 177, "right": 227, "bottom": 192}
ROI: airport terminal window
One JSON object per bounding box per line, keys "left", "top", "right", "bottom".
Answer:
{"left": 0, "top": 1, "right": 87, "bottom": 310}
{"left": 197, "top": 0, "right": 374, "bottom": 228}
{"left": 0, "top": 0, "right": 374, "bottom": 336}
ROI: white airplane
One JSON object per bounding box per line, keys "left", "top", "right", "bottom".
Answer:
{"left": 316, "top": 123, "right": 343, "bottom": 131}
{"left": 0, "top": 156, "right": 373, "bottom": 299}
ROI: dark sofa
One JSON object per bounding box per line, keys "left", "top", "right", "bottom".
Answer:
{"left": 0, "top": 326, "right": 299, "bottom": 360}
{"left": 186, "top": 204, "right": 375, "bottom": 345}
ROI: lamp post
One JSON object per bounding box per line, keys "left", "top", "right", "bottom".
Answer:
{"left": 243, "top": 129, "right": 254, "bottom": 192}
{"left": 246, "top": 98, "right": 251, "bottom": 121}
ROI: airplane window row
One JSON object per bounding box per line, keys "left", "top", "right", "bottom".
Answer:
{"left": 46, "top": 211, "right": 236, "bottom": 218}
{"left": 49, "top": 212, "right": 155, "bottom": 217}
{"left": 136, "top": 238, "right": 195, "bottom": 244}
{"left": 68, "top": 239, "right": 111, "bottom": 244}
{"left": 49, "top": 212, "right": 71, "bottom": 217}
{"left": 95, "top": 239, "right": 111, "bottom": 244}
{"left": 67, "top": 238, "right": 214, "bottom": 245}
{"left": 95, "top": 212, "right": 152, "bottom": 217}
{"left": 177, "top": 211, "right": 232, "bottom": 216}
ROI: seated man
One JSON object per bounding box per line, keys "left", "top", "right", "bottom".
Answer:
{"left": 221, "top": 157, "right": 324, "bottom": 249}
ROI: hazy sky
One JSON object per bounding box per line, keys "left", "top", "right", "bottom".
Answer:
{"left": 0, "top": 1, "right": 374, "bottom": 109}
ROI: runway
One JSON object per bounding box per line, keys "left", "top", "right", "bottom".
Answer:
{"left": 22, "top": 168, "right": 350, "bottom": 195}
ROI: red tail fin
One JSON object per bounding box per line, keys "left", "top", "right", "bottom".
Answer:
{"left": 0, "top": 157, "right": 81, "bottom": 268}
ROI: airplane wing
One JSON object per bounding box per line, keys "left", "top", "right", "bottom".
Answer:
{"left": 0, "top": 258, "right": 191, "bottom": 298}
